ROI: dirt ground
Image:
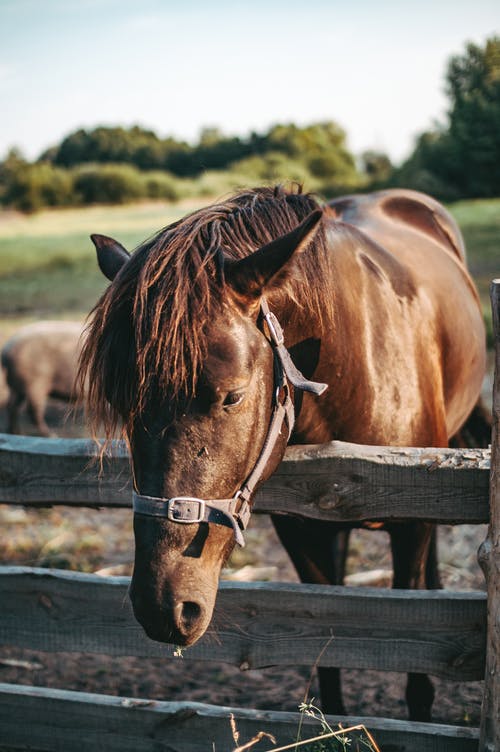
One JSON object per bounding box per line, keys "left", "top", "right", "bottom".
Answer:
{"left": 0, "top": 367, "right": 490, "bottom": 732}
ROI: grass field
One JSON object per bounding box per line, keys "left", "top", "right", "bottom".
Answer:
{"left": 450, "top": 198, "right": 500, "bottom": 298}
{"left": 0, "top": 201, "right": 201, "bottom": 317}
{"left": 0, "top": 195, "right": 498, "bottom": 330}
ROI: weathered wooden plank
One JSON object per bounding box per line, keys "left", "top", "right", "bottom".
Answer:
{"left": 256, "top": 442, "right": 490, "bottom": 524}
{"left": 0, "top": 683, "right": 480, "bottom": 752}
{"left": 479, "top": 280, "right": 500, "bottom": 752}
{"left": 0, "top": 433, "right": 490, "bottom": 523}
{"left": 0, "top": 434, "right": 131, "bottom": 507}
{"left": 0, "top": 567, "right": 486, "bottom": 681}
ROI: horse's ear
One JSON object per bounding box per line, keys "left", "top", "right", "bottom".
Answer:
{"left": 225, "top": 209, "right": 323, "bottom": 304}
{"left": 90, "top": 234, "right": 130, "bottom": 281}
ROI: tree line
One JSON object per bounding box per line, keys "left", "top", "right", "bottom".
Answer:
{"left": 392, "top": 35, "right": 500, "bottom": 201}
{"left": 0, "top": 121, "right": 365, "bottom": 212}
{"left": 0, "top": 35, "right": 498, "bottom": 212}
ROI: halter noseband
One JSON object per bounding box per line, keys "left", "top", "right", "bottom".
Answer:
{"left": 132, "top": 299, "right": 328, "bottom": 546}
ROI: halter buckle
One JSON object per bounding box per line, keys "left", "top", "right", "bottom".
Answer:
{"left": 167, "top": 497, "right": 205, "bottom": 523}
{"left": 235, "top": 498, "right": 251, "bottom": 530}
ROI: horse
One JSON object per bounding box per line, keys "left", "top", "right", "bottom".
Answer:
{"left": 1, "top": 320, "right": 84, "bottom": 436}
{"left": 78, "top": 185, "right": 486, "bottom": 722}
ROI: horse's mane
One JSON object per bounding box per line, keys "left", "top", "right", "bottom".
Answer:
{"left": 78, "top": 184, "right": 330, "bottom": 438}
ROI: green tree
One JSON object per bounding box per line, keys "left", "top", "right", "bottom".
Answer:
{"left": 43, "top": 125, "right": 175, "bottom": 170}
{"left": 73, "top": 163, "right": 145, "bottom": 204}
{"left": 446, "top": 36, "right": 500, "bottom": 196}
{"left": 396, "top": 36, "right": 500, "bottom": 199}
{"left": 361, "top": 150, "right": 393, "bottom": 185}
{"left": 0, "top": 151, "right": 74, "bottom": 211}
{"left": 266, "top": 122, "right": 356, "bottom": 177}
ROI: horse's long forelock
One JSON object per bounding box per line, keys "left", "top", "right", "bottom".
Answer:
{"left": 79, "top": 185, "right": 327, "bottom": 437}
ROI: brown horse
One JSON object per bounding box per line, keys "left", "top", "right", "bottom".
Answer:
{"left": 2, "top": 321, "right": 84, "bottom": 436}
{"left": 78, "top": 185, "right": 486, "bottom": 722}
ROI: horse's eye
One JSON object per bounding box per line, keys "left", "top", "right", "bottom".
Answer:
{"left": 223, "top": 391, "right": 245, "bottom": 407}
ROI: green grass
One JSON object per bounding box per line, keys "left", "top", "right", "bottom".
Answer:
{"left": 448, "top": 198, "right": 500, "bottom": 346}
{"left": 0, "top": 195, "right": 498, "bottom": 320}
{"left": 449, "top": 198, "right": 500, "bottom": 300}
{"left": 0, "top": 200, "right": 202, "bottom": 316}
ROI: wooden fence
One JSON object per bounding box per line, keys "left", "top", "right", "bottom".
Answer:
{"left": 0, "top": 279, "right": 498, "bottom": 752}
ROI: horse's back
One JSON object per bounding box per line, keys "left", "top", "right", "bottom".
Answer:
{"left": 3, "top": 320, "right": 81, "bottom": 349}
{"left": 324, "top": 189, "right": 485, "bottom": 443}
{"left": 328, "top": 188, "right": 467, "bottom": 264}
{"left": 326, "top": 188, "right": 480, "bottom": 319}
{"left": 1, "top": 321, "right": 83, "bottom": 396}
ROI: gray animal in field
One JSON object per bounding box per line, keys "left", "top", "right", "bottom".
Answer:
{"left": 1, "top": 321, "right": 84, "bottom": 437}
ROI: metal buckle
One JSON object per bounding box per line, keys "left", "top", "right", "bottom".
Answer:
{"left": 167, "top": 497, "right": 205, "bottom": 523}
{"left": 264, "top": 311, "right": 284, "bottom": 346}
{"left": 236, "top": 499, "right": 251, "bottom": 530}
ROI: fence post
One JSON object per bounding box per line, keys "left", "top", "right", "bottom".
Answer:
{"left": 479, "top": 279, "right": 500, "bottom": 752}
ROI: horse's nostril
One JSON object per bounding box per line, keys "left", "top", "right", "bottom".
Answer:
{"left": 180, "top": 600, "right": 202, "bottom": 627}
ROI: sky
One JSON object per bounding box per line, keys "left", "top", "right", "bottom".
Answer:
{"left": 0, "top": 0, "right": 498, "bottom": 166}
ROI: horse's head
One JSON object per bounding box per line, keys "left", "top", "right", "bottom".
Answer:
{"left": 80, "top": 191, "right": 324, "bottom": 646}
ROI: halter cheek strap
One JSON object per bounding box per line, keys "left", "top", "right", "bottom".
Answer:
{"left": 260, "top": 300, "right": 327, "bottom": 397}
{"left": 132, "top": 299, "right": 328, "bottom": 546}
{"left": 132, "top": 493, "right": 251, "bottom": 547}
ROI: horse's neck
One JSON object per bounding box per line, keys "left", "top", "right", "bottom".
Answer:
{"left": 270, "top": 226, "right": 405, "bottom": 444}
{"left": 278, "top": 278, "right": 391, "bottom": 445}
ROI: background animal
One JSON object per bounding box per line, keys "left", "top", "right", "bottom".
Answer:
{"left": 78, "top": 185, "right": 486, "bottom": 723}
{"left": 1, "top": 320, "right": 84, "bottom": 437}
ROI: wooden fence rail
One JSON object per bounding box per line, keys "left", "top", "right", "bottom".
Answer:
{"left": 0, "top": 279, "right": 498, "bottom": 752}
{"left": 0, "top": 443, "right": 492, "bottom": 752}
{"left": 0, "top": 434, "right": 490, "bottom": 523}
{"left": 0, "top": 684, "right": 481, "bottom": 752}
{"left": 0, "top": 567, "right": 487, "bottom": 680}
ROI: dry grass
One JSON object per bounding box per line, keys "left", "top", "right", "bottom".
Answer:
{"left": 229, "top": 704, "right": 380, "bottom": 752}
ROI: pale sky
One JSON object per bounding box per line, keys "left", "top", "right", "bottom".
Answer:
{"left": 0, "top": 0, "right": 498, "bottom": 165}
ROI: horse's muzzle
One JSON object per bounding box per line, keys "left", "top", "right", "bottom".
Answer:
{"left": 129, "top": 581, "right": 210, "bottom": 646}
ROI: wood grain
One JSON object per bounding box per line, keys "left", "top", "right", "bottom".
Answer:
{"left": 0, "top": 434, "right": 490, "bottom": 522}
{"left": 479, "top": 280, "right": 500, "bottom": 752}
{"left": 0, "top": 683, "right": 480, "bottom": 752}
{"left": 0, "top": 566, "right": 486, "bottom": 681}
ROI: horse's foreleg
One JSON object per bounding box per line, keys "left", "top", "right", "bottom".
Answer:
{"left": 425, "top": 526, "right": 441, "bottom": 589}
{"left": 25, "top": 387, "right": 51, "bottom": 437}
{"left": 271, "top": 516, "right": 350, "bottom": 715}
{"left": 6, "top": 390, "right": 23, "bottom": 434}
{"left": 388, "top": 521, "right": 436, "bottom": 722}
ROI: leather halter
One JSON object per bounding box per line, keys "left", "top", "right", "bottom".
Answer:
{"left": 132, "top": 299, "right": 328, "bottom": 546}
